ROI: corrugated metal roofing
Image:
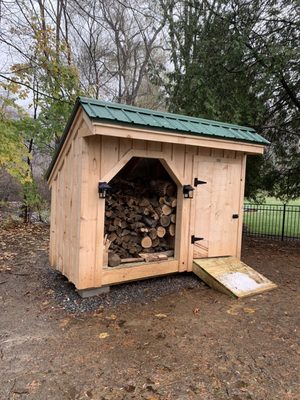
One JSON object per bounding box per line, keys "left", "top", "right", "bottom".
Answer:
{"left": 79, "top": 97, "right": 269, "bottom": 145}
{"left": 46, "top": 97, "right": 269, "bottom": 180}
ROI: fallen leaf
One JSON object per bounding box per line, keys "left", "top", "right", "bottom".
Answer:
{"left": 226, "top": 304, "right": 241, "bottom": 315}
{"left": 59, "top": 319, "right": 70, "bottom": 328}
{"left": 99, "top": 332, "right": 110, "bottom": 339}
{"left": 193, "top": 307, "right": 200, "bottom": 315}
{"left": 26, "top": 380, "right": 40, "bottom": 393}
{"left": 243, "top": 307, "right": 256, "bottom": 314}
{"left": 105, "top": 314, "right": 117, "bottom": 321}
{"left": 155, "top": 313, "right": 167, "bottom": 319}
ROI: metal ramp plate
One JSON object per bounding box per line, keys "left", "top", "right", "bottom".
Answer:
{"left": 193, "top": 257, "right": 277, "bottom": 298}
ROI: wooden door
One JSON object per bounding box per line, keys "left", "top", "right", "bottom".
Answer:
{"left": 193, "top": 154, "right": 243, "bottom": 258}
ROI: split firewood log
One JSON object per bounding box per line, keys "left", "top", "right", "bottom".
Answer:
{"left": 157, "top": 226, "right": 166, "bottom": 238}
{"left": 121, "top": 257, "right": 144, "bottom": 264}
{"left": 170, "top": 197, "right": 177, "bottom": 208}
{"left": 108, "top": 253, "right": 121, "bottom": 267}
{"left": 140, "top": 198, "right": 151, "bottom": 207}
{"left": 169, "top": 224, "right": 176, "bottom": 237}
{"left": 108, "top": 232, "right": 117, "bottom": 242}
{"left": 160, "top": 215, "right": 171, "bottom": 227}
{"left": 148, "top": 228, "right": 157, "bottom": 240}
{"left": 143, "top": 216, "right": 158, "bottom": 228}
{"left": 141, "top": 236, "right": 152, "bottom": 248}
{"left": 152, "top": 237, "right": 160, "bottom": 247}
{"left": 161, "top": 204, "right": 172, "bottom": 216}
{"left": 159, "top": 197, "right": 165, "bottom": 205}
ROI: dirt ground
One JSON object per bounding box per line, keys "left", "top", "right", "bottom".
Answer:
{"left": 0, "top": 224, "right": 299, "bottom": 400}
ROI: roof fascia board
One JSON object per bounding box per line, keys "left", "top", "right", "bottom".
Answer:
{"left": 91, "top": 122, "right": 265, "bottom": 155}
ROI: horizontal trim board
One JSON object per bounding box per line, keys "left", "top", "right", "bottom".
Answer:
{"left": 101, "top": 260, "right": 179, "bottom": 285}
{"left": 92, "top": 123, "right": 265, "bottom": 155}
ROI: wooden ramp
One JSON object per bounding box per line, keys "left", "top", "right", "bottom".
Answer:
{"left": 193, "top": 257, "right": 277, "bottom": 298}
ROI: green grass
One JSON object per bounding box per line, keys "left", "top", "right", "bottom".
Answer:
{"left": 245, "top": 196, "right": 300, "bottom": 206}
{"left": 243, "top": 203, "right": 300, "bottom": 238}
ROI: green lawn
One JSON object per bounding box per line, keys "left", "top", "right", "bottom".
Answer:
{"left": 245, "top": 197, "right": 300, "bottom": 206}
{"left": 243, "top": 202, "right": 300, "bottom": 238}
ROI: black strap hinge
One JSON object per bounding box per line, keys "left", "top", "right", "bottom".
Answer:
{"left": 194, "top": 178, "right": 207, "bottom": 187}
{"left": 191, "top": 235, "right": 204, "bottom": 244}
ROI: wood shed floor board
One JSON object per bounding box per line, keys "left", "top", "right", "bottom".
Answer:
{"left": 193, "top": 257, "right": 277, "bottom": 298}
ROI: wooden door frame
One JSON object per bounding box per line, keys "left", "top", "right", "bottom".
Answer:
{"left": 96, "top": 147, "right": 187, "bottom": 285}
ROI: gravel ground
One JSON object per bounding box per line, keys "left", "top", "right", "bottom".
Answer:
{"left": 44, "top": 268, "right": 205, "bottom": 313}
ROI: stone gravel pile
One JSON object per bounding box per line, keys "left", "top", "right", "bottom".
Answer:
{"left": 44, "top": 268, "right": 205, "bottom": 313}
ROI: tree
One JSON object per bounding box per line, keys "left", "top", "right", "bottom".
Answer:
{"left": 161, "top": 0, "right": 300, "bottom": 200}
{"left": 70, "top": 0, "right": 166, "bottom": 106}
{"left": 0, "top": 0, "right": 81, "bottom": 219}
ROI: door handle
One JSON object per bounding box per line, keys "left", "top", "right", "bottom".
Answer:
{"left": 191, "top": 235, "right": 204, "bottom": 244}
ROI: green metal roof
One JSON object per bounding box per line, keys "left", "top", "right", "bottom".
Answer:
{"left": 46, "top": 97, "right": 269, "bottom": 180}
{"left": 79, "top": 97, "right": 269, "bottom": 145}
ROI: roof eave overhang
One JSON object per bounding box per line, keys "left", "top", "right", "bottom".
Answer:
{"left": 90, "top": 121, "right": 266, "bottom": 155}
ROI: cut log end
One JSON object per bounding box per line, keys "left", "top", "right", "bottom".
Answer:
{"left": 157, "top": 226, "right": 166, "bottom": 238}
{"left": 108, "top": 253, "right": 121, "bottom": 267}
{"left": 141, "top": 236, "right": 152, "bottom": 249}
{"left": 169, "top": 224, "right": 176, "bottom": 237}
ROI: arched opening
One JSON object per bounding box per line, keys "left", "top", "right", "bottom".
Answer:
{"left": 104, "top": 157, "right": 178, "bottom": 266}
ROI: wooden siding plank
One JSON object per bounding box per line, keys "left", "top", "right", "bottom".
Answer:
{"left": 172, "top": 144, "right": 186, "bottom": 178}
{"left": 90, "top": 136, "right": 103, "bottom": 287}
{"left": 185, "top": 146, "right": 197, "bottom": 271}
{"left": 57, "top": 168, "right": 64, "bottom": 272}
{"left": 119, "top": 137, "right": 133, "bottom": 159}
{"left": 236, "top": 154, "right": 247, "bottom": 259}
{"left": 63, "top": 151, "right": 70, "bottom": 277}
{"left": 71, "top": 136, "right": 83, "bottom": 285}
{"left": 147, "top": 141, "right": 162, "bottom": 152}
{"left": 100, "top": 136, "right": 119, "bottom": 179}
{"left": 162, "top": 142, "right": 173, "bottom": 158}
{"left": 77, "top": 138, "right": 99, "bottom": 288}
{"left": 132, "top": 139, "right": 147, "bottom": 150}
{"left": 49, "top": 178, "right": 57, "bottom": 267}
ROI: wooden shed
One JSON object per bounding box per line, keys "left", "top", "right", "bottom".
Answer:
{"left": 46, "top": 97, "right": 269, "bottom": 294}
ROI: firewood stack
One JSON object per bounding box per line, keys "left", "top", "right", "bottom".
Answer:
{"left": 104, "top": 178, "right": 177, "bottom": 264}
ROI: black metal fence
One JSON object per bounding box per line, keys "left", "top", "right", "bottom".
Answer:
{"left": 243, "top": 204, "right": 300, "bottom": 241}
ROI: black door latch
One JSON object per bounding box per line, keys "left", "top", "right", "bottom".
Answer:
{"left": 191, "top": 235, "right": 204, "bottom": 244}
{"left": 194, "top": 178, "right": 207, "bottom": 187}
{"left": 232, "top": 214, "right": 239, "bottom": 219}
